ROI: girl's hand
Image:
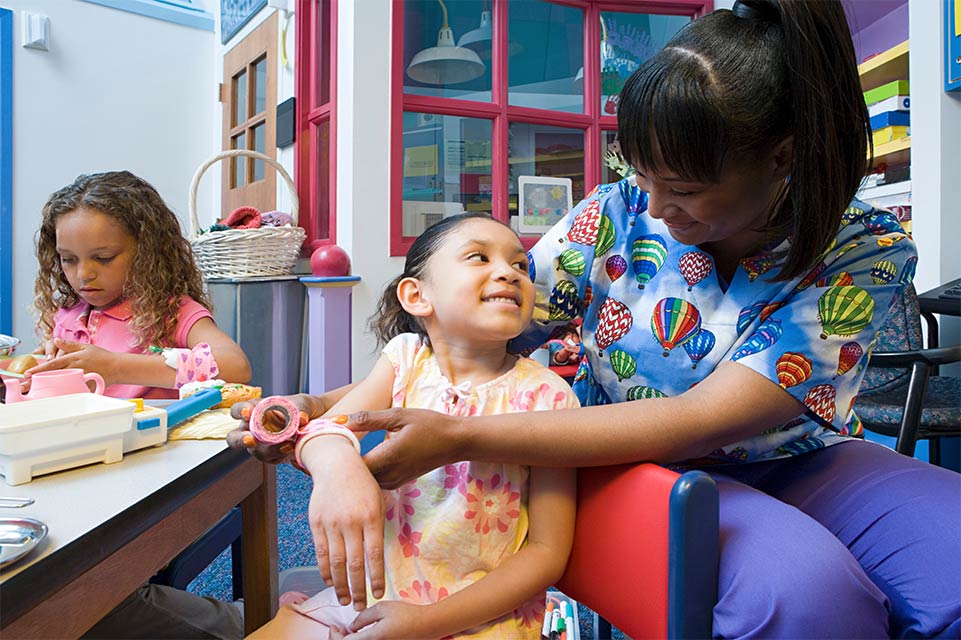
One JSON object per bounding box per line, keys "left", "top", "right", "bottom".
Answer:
{"left": 351, "top": 408, "right": 465, "bottom": 490}
{"left": 34, "top": 338, "right": 60, "bottom": 359}
{"left": 302, "top": 437, "right": 386, "bottom": 611}
{"left": 226, "top": 394, "right": 322, "bottom": 465}
{"left": 344, "top": 601, "right": 434, "bottom": 639}
{"left": 25, "top": 339, "right": 115, "bottom": 383}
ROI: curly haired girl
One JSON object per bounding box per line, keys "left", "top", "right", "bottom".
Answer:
{"left": 30, "top": 170, "right": 250, "bottom": 399}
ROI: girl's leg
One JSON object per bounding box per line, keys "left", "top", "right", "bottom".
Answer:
{"left": 709, "top": 473, "right": 890, "bottom": 639}
{"left": 745, "top": 440, "right": 961, "bottom": 638}
{"left": 247, "top": 588, "right": 355, "bottom": 639}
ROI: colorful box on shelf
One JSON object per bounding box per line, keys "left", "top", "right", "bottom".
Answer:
{"left": 869, "top": 111, "right": 910, "bottom": 130}
{"left": 864, "top": 80, "right": 909, "bottom": 106}
{"left": 867, "top": 95, "right": 909, "bottom": 118}
{"left": 872, "top": 126, "right": 910, "bottom": 146}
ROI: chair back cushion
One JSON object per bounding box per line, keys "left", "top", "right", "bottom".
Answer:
{"left": 556, "top": 464, "right": 675, "bottom": 639}
{"left": 859, "top": 283, "right": 924, "bottom": 395}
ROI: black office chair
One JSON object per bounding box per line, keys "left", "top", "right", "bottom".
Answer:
{"left": 854, "top": 284, "right": 961, "bottom": 464}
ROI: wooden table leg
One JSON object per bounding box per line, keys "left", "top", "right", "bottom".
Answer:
{"left": 241, "top": 460, "right": 278, "bottom": 634}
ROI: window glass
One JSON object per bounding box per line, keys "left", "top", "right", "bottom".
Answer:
{"left": 312, "top": 120, "right": 332, "bottom": 240}
{"left": 252, "top": 123, "right": 265, "bottom": 181}
{"left": 507, "top": 122, "right": 584, "bottom": 237}
{"left": 233, "top": 69, "right": 247, "bottom": 125}
{"left": 402, "top": 112, "right": 493, "bottom": 238}
{"left": 598, "top": 11, "right": 689, "bottom": 116}
{"left": 232, "top": 132, "right": 247, "bottom": 187}
{"left": 315, "top": 0, "right": 331, "bottom": 105}
{"left": 601, "top": 129, "right": 633, "bottom": 184}
{"left": 403, "top": 0, "right": 492, "bottom": 102}
{"left": 508, "top": 2, "right": 583, "bottom": 113}
{"left": 254, "top": 56, "right": 267, "bottom": 115}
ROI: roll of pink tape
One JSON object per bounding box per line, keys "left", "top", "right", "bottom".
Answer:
{"left": 249, "top": 396, "right": 302, "bottom": 445}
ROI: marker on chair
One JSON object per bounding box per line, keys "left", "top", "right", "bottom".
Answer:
{"left": 541, "top": 602, "right": 555, "bottom": 639}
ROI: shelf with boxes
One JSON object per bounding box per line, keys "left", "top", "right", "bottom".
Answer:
{"left": 857, "top": 40, "right": 911, "bottom": 233}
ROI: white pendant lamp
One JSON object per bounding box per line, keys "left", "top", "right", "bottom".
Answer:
{"left": 457, "top": 9, "right": 492, "bottom": 55}
{"left": 407, "top": 0, "right": 485, "bottom": 85}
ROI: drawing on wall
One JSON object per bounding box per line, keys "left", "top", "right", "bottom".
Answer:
{"left": 518, "top": 176, "right": 573, "bottom": 234}
{"left": 222, "top": 0, "right": 268, "bottom": 44}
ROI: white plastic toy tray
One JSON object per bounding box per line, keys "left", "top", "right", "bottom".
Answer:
{"left": 0, "top": 394, "right": 137, "bottom": 485}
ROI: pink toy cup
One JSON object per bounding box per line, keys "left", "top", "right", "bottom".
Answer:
{"left": 4, "top": 368, "right": 105, "bottom": 403}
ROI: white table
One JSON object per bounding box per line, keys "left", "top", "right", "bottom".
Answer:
{"left": 0, "top": 440, "right": 278, "bottom": 638}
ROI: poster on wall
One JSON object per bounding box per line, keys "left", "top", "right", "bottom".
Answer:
{"left": 518, "top": 176, "right": 573, "bottom": 234}
{"left": 222, "top": 0, "right": 268, "bottom": 44}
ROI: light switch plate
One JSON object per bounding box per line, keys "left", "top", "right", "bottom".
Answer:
{"left": 21, "top": 12, "right": 49, "bottom": 51}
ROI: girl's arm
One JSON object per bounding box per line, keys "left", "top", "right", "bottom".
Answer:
{"left": 358, "top": 360, "right": 806, "bottom": 488}
{"left": 346, "top": 466, "right": 577, "bottom": 640}
{"left": 24, "top": 317, "right": 252, "bottom": 389}
{"left": 298, "top": 355, "right": 396, "bottom": 610}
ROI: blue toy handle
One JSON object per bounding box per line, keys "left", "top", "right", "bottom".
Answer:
{"left": 164, "top": 388, "right": 223, "bottom": 427}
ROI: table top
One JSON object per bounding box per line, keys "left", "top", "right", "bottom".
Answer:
{"left": 918, "top": 278, "right": 961, "bottom": 317}
{"left": 0, "top": 440, "right": 246, "bottom": 621}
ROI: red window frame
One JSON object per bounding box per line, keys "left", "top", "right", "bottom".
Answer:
{"left": 296, "top": 0, "right": 337, "bottom": 250}
{"left": 390, "top": 0, "right": 711, "bottom": 256}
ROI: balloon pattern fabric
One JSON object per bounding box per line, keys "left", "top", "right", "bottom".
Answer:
{"left": 558, "top": 249, "right": 586, "bottom": 277}
{"left": 776, "top": 352, "right": 813, "bottom": 389}
{"left": 678, "top": 251, "right": 713, "bottom": 291}
{"left": 596, "top": 297, "right": 633, "bottom": 353}
{"left": 605, "top": 255, "right": 628, "bottom": 283}
{"left": 651, "top": 297, "right": 701, "bottom": 357}
{"left": 518, "top": 177, "right": 917, "bottom": 464}
{"left": 632, "top": 235, "right": 668, "bottom": 289}
{"left": 835, "top": 341, "right": 864, "bottom": 377}
{"left": 683, "top": 328, "right": 716, "bottom": 369}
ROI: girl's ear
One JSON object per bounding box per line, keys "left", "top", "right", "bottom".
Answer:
{"left": 771, "top": 136, "right": 794, "bottom": 181}
{"left": 397, "top": 277, "right": 433, "bottom": 318}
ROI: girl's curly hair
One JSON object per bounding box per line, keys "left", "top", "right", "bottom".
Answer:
{"left": 34, "top": 171, "right": 212, "bottom": 349}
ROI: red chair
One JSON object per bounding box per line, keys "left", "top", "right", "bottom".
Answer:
{"left": 556, "top": 463, "right": 719, "bottom": 639}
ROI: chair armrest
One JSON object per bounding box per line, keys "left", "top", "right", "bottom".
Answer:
{"left": 868, "top": 344, "right": 961, "bottom": 368}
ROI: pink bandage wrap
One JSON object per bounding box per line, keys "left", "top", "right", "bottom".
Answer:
{"left": 293, "top": 419, "right": 362, "bottom": 469}
{"left": 160, "top": 342, "right": 219, "bottom": 388}
{"left": 249, "top": 396, "right": 304, "bottom": 444}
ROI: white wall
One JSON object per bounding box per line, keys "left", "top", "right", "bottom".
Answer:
{"left": 3, "top": 0, "right": 216, "bottom": 348}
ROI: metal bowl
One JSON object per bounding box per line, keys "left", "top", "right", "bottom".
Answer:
{"left": 0, "top": 517, "right": 48, "bottom": 569}
{"left": 0, "top": 335, "right": 20, "bottom": 358}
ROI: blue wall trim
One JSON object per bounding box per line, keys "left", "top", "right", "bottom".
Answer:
{"left": 80, "top": 0, "right": 215, "bottom": 32}
{"left": 0, "top": 9, "right": 12, "bottom": 335}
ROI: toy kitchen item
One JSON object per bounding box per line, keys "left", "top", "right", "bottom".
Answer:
{"left": 0, "top": 517, "right": 48, "bottom": 569}
{"left": 0, "top": 334, "right": 19, "bottom": 357}
{"left": 0, "top": 394, "right": 135, "bottom": 485}
{"left": 4, "top": 368, "right": 105, "bottom": 403}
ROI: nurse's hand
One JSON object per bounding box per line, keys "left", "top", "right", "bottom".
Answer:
{"left": 227, "top": 393, "right": 327, "bottom": 464}
{"left": 352, "top": 408, "right": 466, "bottom": 489}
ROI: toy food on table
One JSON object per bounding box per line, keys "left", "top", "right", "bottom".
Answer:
{"left": 4, "top": 355, "right": 38, "bottom": 375}
{"left": 180, "top": 379, "right": 262, "bottom": 409}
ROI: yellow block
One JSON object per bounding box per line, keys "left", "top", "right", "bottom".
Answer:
{"left": 872, "top": 126, "right": 909, "bottom": 146}
{"left": 127, "top": 398, "right": 144, "bottom": 412}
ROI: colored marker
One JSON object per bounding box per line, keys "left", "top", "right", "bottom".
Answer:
{"left": 549, "top": 608, "right": 561, "bottom": 640}
{"left": 541, "top": 602, "right": 555, "bottom": 638}
{"left": 560, "top": 600, "right": 569, "bottom": 620}
{"left": 566, "top": 616, "right": 576, "bottom": 640}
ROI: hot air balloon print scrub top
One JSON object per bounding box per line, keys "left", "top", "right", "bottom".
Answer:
{"left": 515, "top": 178, "right": 917, "bottom": 464}
{"left": 286, "top": 333, "right": 580, "bottom": 638}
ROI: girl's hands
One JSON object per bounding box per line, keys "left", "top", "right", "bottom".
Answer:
{"left": 343, "top": 601, "right": 434, "bottom": 639}
{"left": 226, "top": 394, "right": 323, "bottom": 464}
{"left": 352, "top": 408, "right": 465, "bottom": 489}
{"left": 301, "top": 437, "right": 386, "bottom": 612}
{"left": 25, "top": 339, "right": 116, "bottom": 383}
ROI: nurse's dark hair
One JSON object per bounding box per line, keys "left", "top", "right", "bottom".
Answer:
{"left": 618, "top": 0, "right": 870, "bottom": 281}
{"left": 370, "top": 212, "right": 515, "bottom": 346}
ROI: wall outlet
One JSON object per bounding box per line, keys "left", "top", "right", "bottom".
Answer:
{"left": 21, "top": 12, "right": 49, "bottom": 51}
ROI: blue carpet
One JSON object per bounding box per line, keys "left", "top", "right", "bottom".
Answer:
{"left": 186, "top": 462, "right": 620, "bottom": 638}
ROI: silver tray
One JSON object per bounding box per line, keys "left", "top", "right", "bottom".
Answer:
{"left": 0, "top": 517, "right": 48, "bottom": 569}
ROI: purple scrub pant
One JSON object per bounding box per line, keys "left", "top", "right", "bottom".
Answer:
{"left": 708, "top": 440, "right": 961, "bottom": 639}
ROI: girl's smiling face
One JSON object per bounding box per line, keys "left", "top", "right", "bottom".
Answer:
{"left": 56, "top": 207, "right": 137, "bottom": 310}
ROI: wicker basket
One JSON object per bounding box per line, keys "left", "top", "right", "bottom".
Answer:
{"left": 189, "top": 149, "right": 306, "bottom": 279}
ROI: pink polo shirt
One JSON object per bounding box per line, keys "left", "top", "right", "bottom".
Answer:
{"left": 53, "top": 296, "right": 213, "bottom": 399}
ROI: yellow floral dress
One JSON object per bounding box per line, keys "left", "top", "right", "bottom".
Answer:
{"left": 286, "top": 333, "right": 579, "bottom": 639}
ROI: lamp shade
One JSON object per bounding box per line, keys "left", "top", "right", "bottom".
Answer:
{"left": 407, "top": 26, "right": 485, "bottom": 85}
{"left": 457, "top": 10, "right": 492, "bottom": 53}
